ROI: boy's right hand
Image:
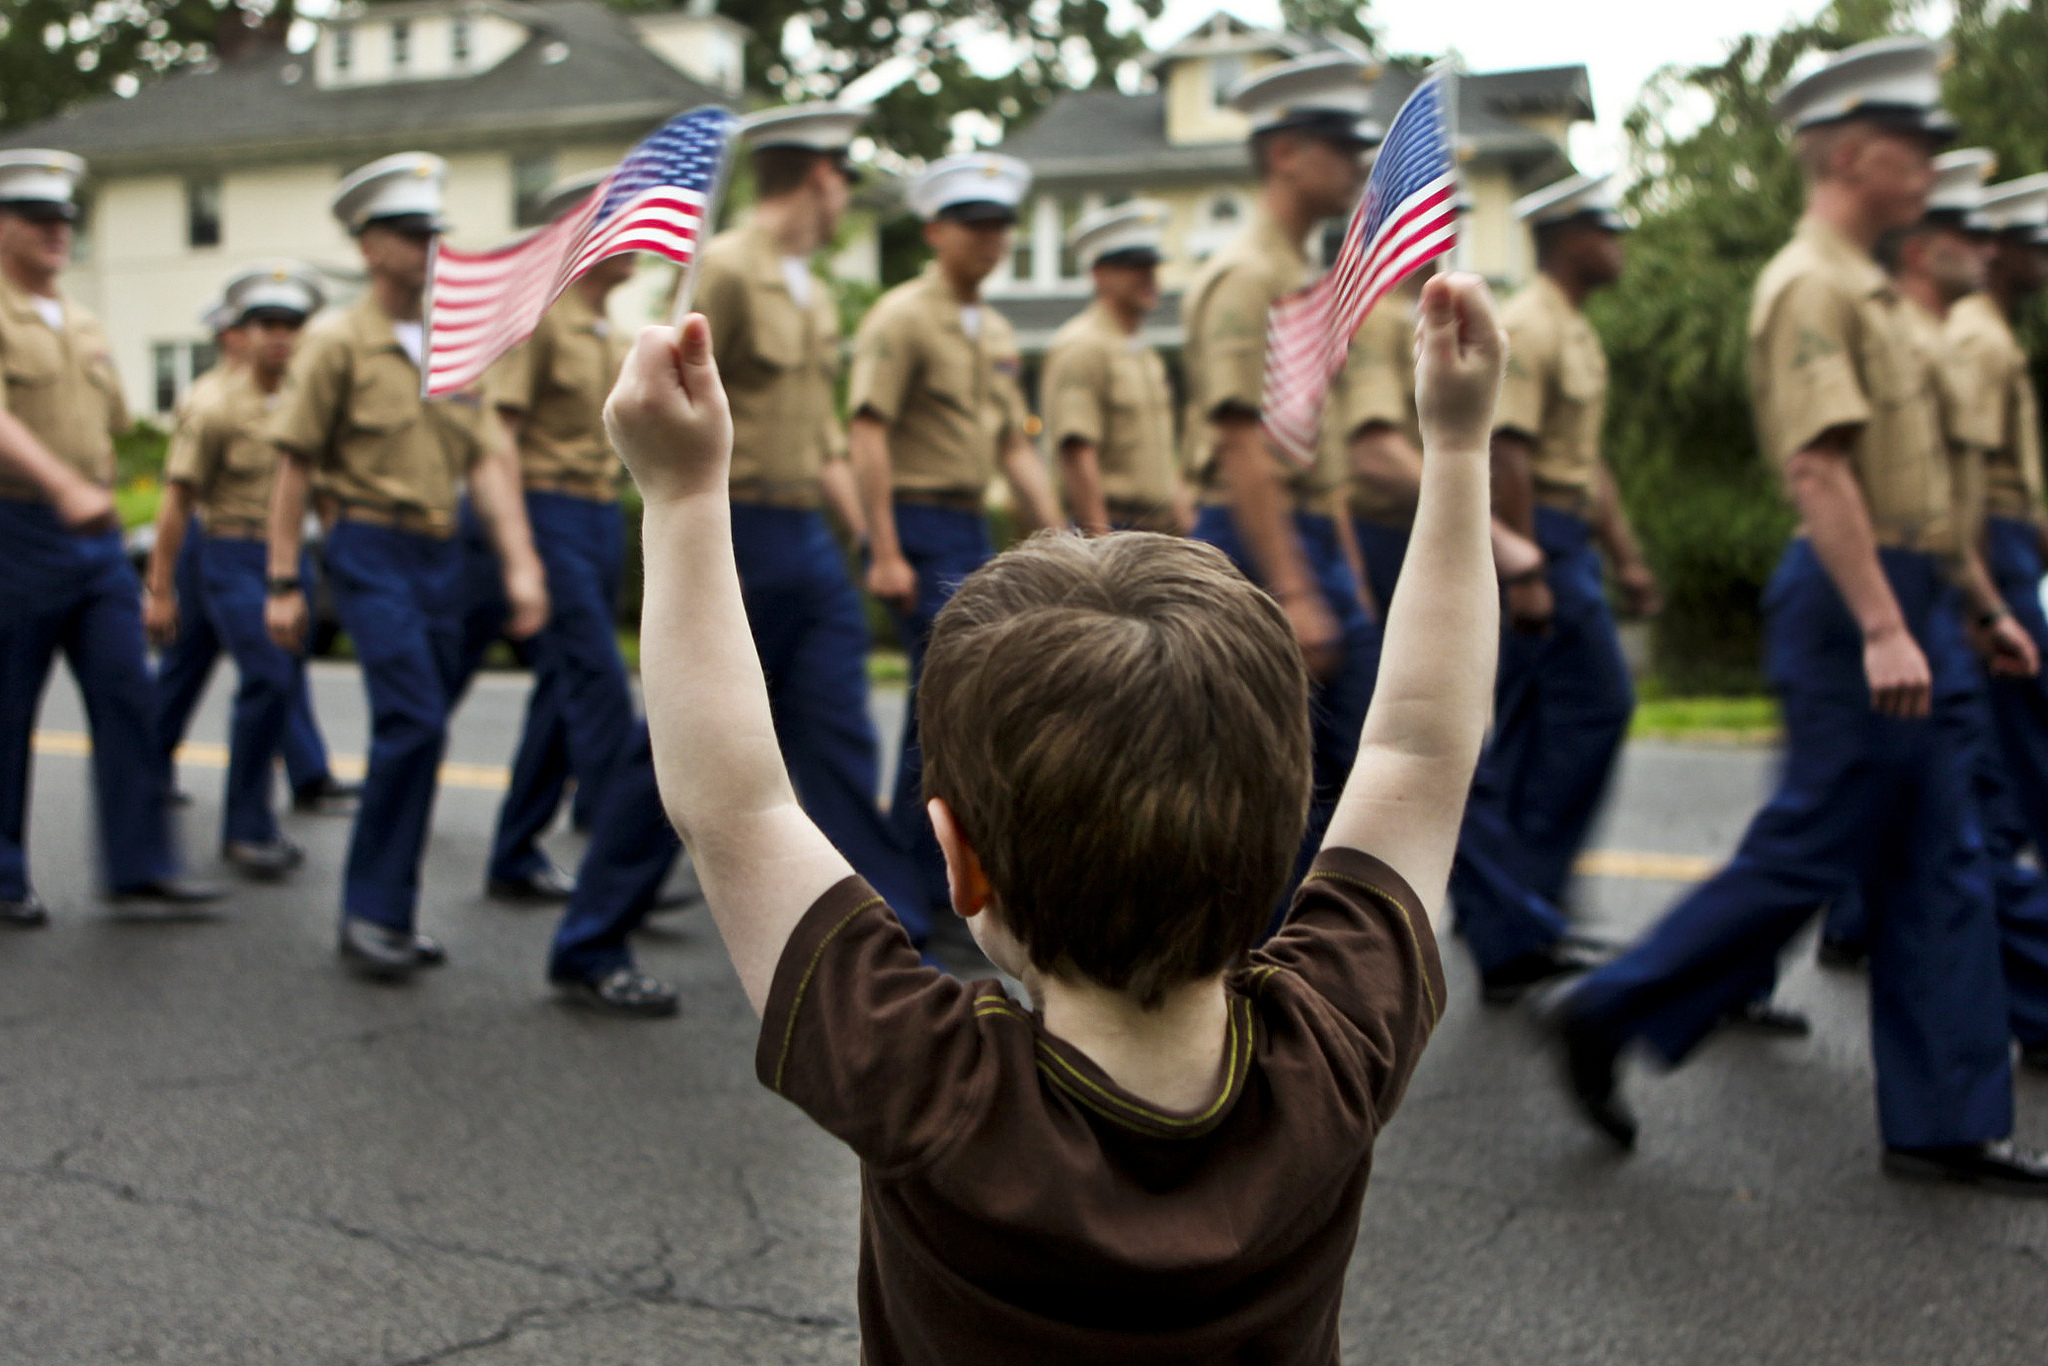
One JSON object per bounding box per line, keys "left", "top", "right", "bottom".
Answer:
{"left": 1414, "top": 273, "right": 1506, "bottom": 456}
{"left": 605, "top": 314, "right": 734, "bottom": 506}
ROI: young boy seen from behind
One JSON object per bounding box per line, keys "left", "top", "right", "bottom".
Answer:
{"left": 607, "top": 272, "right": 1507, "bottom": 1363}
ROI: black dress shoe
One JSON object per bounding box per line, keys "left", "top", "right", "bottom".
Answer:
{"left": 411, "top": 932, "right": 448, "bottom": 968}
{"left": 291, "top": 775, "right": 362, "bottom": 813}
{"left": 1816, "top": 936, "right": 1868, "bottom": 970}
{"left": 1, "top": 895, "right": 49, "bottom": 928}
{"left": 109, "top": 877, "right": 227, "bottom": 905}
{"left": 338, "top": 918, "right": 419, "bottom": 982}
{"left": 1480, "top": 943, "right": 1596, "bottom": 1005}
{"left": 223, "top": 838, "right": 305, "bottom": 881}
{"left": 551, "top": 967, "right": 680, "bottom": 1018}
{"left": 1724, "top": 998, "right": 1812, "bottom": 1037}
{"left": 487, "top": 865, "right": 576, "bottom": 903}
{"left": 2021, "top": 1041, "right": 2048, "bottom": 1074}
{"left": 1882, "top": 1139, "right": 2048, "bottom": 1195}
{"left": 1559, "top": 1015, "right": 1637, "bottom": 1150}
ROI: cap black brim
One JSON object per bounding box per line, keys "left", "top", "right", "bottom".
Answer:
{"left": 1093, "top": 248, "right": 1162, "bottom": 269}
{"left": 1258, "top": 111, "right": 1384, "bottom": 148}
{"left": 358, "top": 213, "right": 447, "bottom": 237}
{"left": 239, "top": 307, "right": 310, "bottom": 327}
{"left": 937, "top": 201, "right": 1018, "bottom": 225}
{"left": 0, "top": 200, "right": 77, "bottom": 223}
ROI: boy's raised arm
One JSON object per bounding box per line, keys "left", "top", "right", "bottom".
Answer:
{"left": 1323, "top": 274, "right": 1505, "bottom": 910}
{"left": 607, "top": 317, "right": 854, "bottom": 1015}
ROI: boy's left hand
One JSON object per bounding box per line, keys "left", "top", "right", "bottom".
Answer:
{"left": 605, "top": 314, "right": 733, "bottom": 506}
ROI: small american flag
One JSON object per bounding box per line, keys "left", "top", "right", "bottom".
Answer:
{"left": 1261, "top": 74, "right": 1458, "bottom": 464}
{"left": 424, "top": 106, "right": 738, "bottom": 397}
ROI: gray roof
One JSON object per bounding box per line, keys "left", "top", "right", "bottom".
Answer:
{"left": 1001, "top": 65, "right": 1592, "bottom": 190}
{"left": 0, "top": 2, "right": 726, "bottom": 171}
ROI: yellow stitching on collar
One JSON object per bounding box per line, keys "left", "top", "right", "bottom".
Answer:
{"left": 771, "top": 895, "right": 887, "bottom": 1093}
{"left": 1035, "top": 997, "right": 1247, "bottom": 1131}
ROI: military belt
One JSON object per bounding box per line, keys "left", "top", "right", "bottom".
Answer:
{"left": 894, "top": 489, "right": 986, "bottom": 513}
{"left": 523, "top": 472, "right": 617, "bottom": 502}
{"left": 325, "top": 497, "right": 455, "bottom": 539}
{"left": 729, "top": 477, "right": 825, "bottom": 511}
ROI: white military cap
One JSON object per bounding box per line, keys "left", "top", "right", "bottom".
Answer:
{"left": 1225, "top": 51, "right": 1383, "bottom": 146}
{"left": 330, "top": 151, "right": 448, "bottom": 235}
{"left": 1067, "top": 200, "right": 1169, "bottom": 269}
{"left": 906, "top": 152, "right": 1032, "bottom": 224}
{"left": 1925, "top": 147, "right": 1995, "bottom": 224}
{"left": 1977, "top": 174, "right": 2048, "bottom": 238}
{"left": 1772, "top": 36, "right": 1955, "bottom": 140}
{"left": 0, "top": 149, "right": 87, "bottom": 221}
{"left": 740, "top": 103, "right": 869, "bottom": 153}
{"left": 535, "top": 169, "right": 607, "bottom": 225}
{"left": 201, "top": 299, "right": 237, "bottom": 335}
{"left": 223, "top": 260, "right": 325, "bottom": 324}
{"left": 1513, "top": 171, "right": 1629, "bottom": 232}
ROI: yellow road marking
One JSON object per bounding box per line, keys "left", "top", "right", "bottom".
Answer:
{"left": 29, "top": 729, "right": 1725, "bottom": 880}
{"left": 32, "top": 730, "right": 511, "bottom": 792}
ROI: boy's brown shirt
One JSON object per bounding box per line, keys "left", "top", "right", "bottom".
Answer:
{"left": 756, "top": 846, "right": 1445, "bottom": 1365}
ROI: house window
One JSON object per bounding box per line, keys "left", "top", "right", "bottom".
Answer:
{"left": 191, "top": 339, "right": 219, "bottom": 379}
{"left": 186, "top": 176, "right": 221, "bottom": 249}
{"left": 391, "top": 20, "right": 411, "bottom": 72}
{"left": 1011, "top": 199, "right": 1034, "bottom": 282}
{"left": 1058, "top": 198, "right": 1086, "bottom": 278}
{"left": 334, "top": 25, "right": 353, "bottom": 76}
{"left": 512, "top": 152, "right": 557, "bottom": 228}
{"left": 153, "top": 344, "right": 178, "bottom": 414}
{"left": 1207, "top": 193, "right": 1240, "bottom": 226}
{"left": 451, "top": 16, "right": 472, "bottom": 66}
{"left": 1211, "top": 54, "right": 1247, "bottom": 106}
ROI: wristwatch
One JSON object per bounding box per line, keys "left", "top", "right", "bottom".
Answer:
{"left": 266, "top": 575, "right": 303, "bottom": 596}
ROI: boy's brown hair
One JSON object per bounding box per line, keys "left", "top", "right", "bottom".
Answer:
{"left": 919, "top": 531, "right": 1312, "bottom": 1007}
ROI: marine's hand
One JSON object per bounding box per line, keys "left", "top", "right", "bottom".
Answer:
{"left": 1506, "top": 576, "right": 1555, "bottom": 636}
{"left": 867, "top": 553, "right": 917, "bottom": 615}
{"left": 1862, "top": 623, "right": 1931, "bottom": 718}
{"left": 1972, "top": 612, "right": 2039, "bottom": 679}
{"left": 143, "top": 589, "right": 179, "bottom": 649}
{"left": 502, "top": 553, "right": 550, "bottom": 640}
{"left": 605, "top": 314, "right": 733, "bottom": 506}
{"left": 266, "top": 589, "right": 308, "bottom": 656}
{"left": 1282, "top": 589, "right": 1341, "bottom": 681}
{"left": 1414, "top": 272, "right": 1506, "bottom": 456}
{"left": 1616, "top": 558, "right": 1663, "bottom": 617}
{"left": 52, "top": 477, "right": 116, "bottom": 532}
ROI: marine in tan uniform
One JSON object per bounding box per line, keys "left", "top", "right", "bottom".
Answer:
{"left": 1182, "top": 50, "right": 1380, "bottom": 888}
{"left": 264, "top": 152, "right": 547, "bottom": 981}
{"left": 143, "top": 263, "right": 332, "bottom": 881}
{"left": 0, "top": 149, "right": 222, "bottom": 925}
{"left": 848, "top": 150, "right": 1062, "bottom": 937}
{"left": 1040, "top": 200, "right": 1187, "bottom": 535}
{"left": 469, "top": 169, "right": 637, "bottom": 909}
{"left": 1552, "top": 39, "right": 2048, "bottom": 1191}
{"left": 1485, "top": 172, "right": 1656, "bottom": 912}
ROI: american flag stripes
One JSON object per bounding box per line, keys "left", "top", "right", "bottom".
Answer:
{"left": 424, "top": 106, "right": 738, "bottom": 398}
{"left": 1260, "top": 74, "right": 1458, "bottom": 465}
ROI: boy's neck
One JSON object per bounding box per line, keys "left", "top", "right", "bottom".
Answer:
{"left": 1036, "top": 971, "right": 1233, "bottom": 1113}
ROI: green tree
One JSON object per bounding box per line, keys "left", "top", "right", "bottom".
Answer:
{"left": 1594, "top": 0, "right": 1910, "bottom": 691}
{"left": 1278, "top": 0, "right": 1380, "bottom": 55}
{"left": 0, "top": 1, "right": 288, "bottom": 133}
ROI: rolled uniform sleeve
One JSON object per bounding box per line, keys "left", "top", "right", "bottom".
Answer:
{"left": 1194, "top": 263, "right": 1275, "bottom": 420}
{"left": 267, "top": 329, "right": 350, "bottom": 462}
{"left": 162, "top": 404, "right": 216, "bottom": 488}
{"left": 1753, "top": 275, "right": 1871, "bottom": 466}
{"left": 1043, "top": 339, "right": 1109, "bottom": 450}
{"left": 850, "top": 305, "right": 918, "bottom": 424}
{"left": 1496, "top": 311, "right": 1554, "bottom": 441}
{"left": 1334, "top": 312, "right": 1413, "bottom": 439}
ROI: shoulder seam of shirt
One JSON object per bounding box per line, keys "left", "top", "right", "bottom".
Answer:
{"left": 1301, "top": 869, "right": 1441, "bottom": 1025}
{"left": 1031, "top": 994, "right": 1251, "bottom": 1134}
{"left": 769, "top": 894, "right": 887, "bottom": 1094}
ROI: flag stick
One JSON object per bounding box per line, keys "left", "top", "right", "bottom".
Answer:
{"left": 670, "top": 111, "right": 742, "bottom": 329}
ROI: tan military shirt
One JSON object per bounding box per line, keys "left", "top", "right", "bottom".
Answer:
{"left": 1946, "top": 292, "right": 2044, "bottom": 525}
{"left": 1749, "top": 217, "right": 1956, "bottom": 554}
{"left": 482, "top": 288, "right": 628, "bottom": 500}
{"left": 1181, "top": 206, "right": 1344, "bottom": 509}
{"left": 849, "top": 266, "right": 1027, "bottom": 495}
{"left": 0, "top": 276, "right": 128, "bottom": 501}
{"left": 1040, "top": 300, "right": 1178, "bottom": 518}
{"left": 696, "top": 219, "right": 844, "bottom": 507}
{"left": 164, "top": 365, "right": 287, "bottom": 529}
{"left": 1497, "top": 272, "right": 1606, "bottom": 511}
{"left": 267, "top": 296, "right": 482, "bottom": 536}
{"left": 1332, "top": 292, "right": 1420, "bottom": 526}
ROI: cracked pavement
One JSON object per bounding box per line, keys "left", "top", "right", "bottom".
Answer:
{"left": 3, "top": 663, "right": 2045, "bottom": 1363}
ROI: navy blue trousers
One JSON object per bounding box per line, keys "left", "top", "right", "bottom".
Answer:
{"left": 1984, "top": 517, "right": 2048, "bottom": 856}
{"left": 325, "top": 521, "right": 464, "bottom": 932}
{"left": 549, "top": 719, "right": 672, "bottom": 980}
{"left": 1490, "top": 507, "right": 1635, "bottom": 905}
{"left": 484, "top": 492, "right": 632, "bottom": 883}
{"left": 885, "top": 503, "right": 996, "bottom": 942}
{"left": 0, "top": 499, "right": 180, "bottom": 897}
{"left": 193, "top": 536, "right": 313, "bottom": 846}
{"left": 156, "top": 521, "right": 331, "bottom": 793}
{"left": 1356, "top": 514, "right": 1568, "bottom": 973}
{"left": 1194, "top": 506, "right": 1380, "bottom": 908}
{"left": 1569, "top": 542, "right": 2014, "bottom": 1149}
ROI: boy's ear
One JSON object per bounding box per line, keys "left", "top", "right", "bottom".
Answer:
{"left": 927, "top": 798, "right": 992, "bottom": 918}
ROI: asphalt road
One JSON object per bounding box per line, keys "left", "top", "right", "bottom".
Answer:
{"left": 3, "top": 660, "right": 2045, "bottom": 1365}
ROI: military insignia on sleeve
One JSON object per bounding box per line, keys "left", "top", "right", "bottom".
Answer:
{"left": 1791, "top": 328, "right": 1842, "bottom": 367}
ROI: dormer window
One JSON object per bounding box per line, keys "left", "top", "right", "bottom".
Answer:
{"left": 391, "top": 20, "right": 411, "bottom": 72}
{"left": 451, "top": 16, "right": 471, "bottom": 66}
{"left": 333, "top": 25, "right": 353, "bottom": 76}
